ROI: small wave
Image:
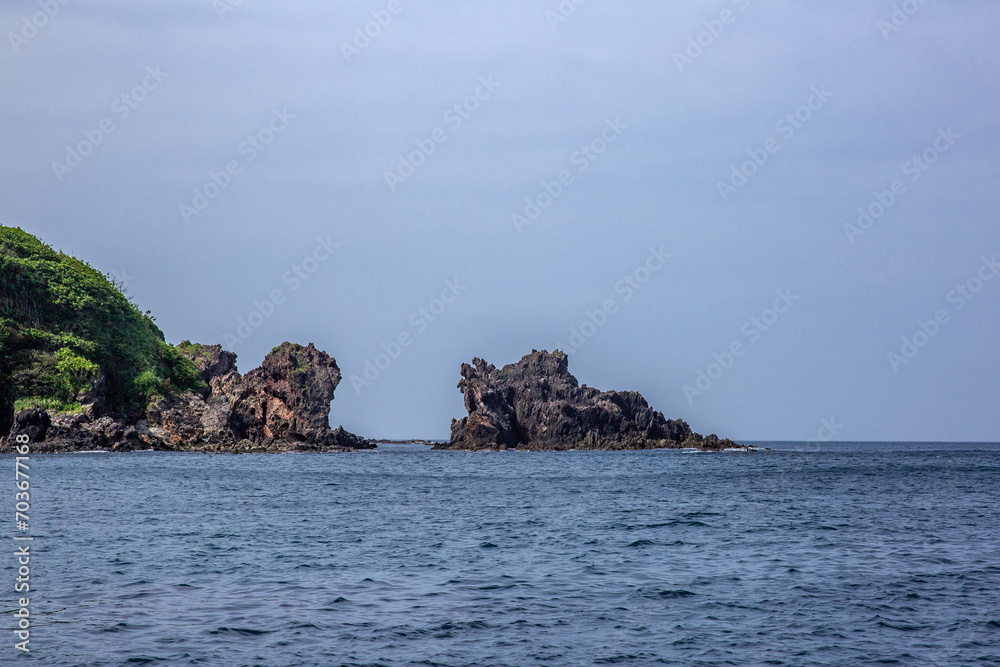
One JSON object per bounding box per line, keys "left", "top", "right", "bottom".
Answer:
{"left": 595, "top": 654, "right": 642, "bottom": 664}
{"left": 620, "top": 520, "right": 709, "bottom": 530}
{"left": 477, "top": 583, "right": 516, "bottom": 591}
{"left": 627, "top": 539, "right": 654, "bottom": 548}
{"left": 101, "top": 622, "right": 143, "bottom": 633}
{"left": 876, "top": 619, "right": 928, "bottom": 632}
{"left": 207, "top": 626, "right": 273, "bottom": 636}
{"left": 434, "top": 620, "right": 491, "bottom": 631}
{"left": 288, "top": 622, "right": 324, "bottom": 631}
{"left": 642, "top": 589, "right": 696, "bottom": 599}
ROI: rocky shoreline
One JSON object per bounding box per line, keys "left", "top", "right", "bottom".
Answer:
{"left": 2, "top": 346, "right": 746, "bottom": 455}
{"left": 1, "top": 342, "right": 373, "bottom": 453}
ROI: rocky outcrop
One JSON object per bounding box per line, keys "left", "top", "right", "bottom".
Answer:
{"left": 437, "top": 350, "right": 746, "bottom": 452}
{"left": 142, "top": 343, "right": 245, "bottom": 449}
{"left": 10, "top": 407, "right": 51, "bottom": 443}
{"left": 229, "top": 342, "right": 349, "bottom": 447}
{"left": 2, "top": 342, "right": 374, "bottom": 453}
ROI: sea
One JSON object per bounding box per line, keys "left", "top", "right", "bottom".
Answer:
{"left": 5, "top": 441, "right": 1000, "bottom": 666}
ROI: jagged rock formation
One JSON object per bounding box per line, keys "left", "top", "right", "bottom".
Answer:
{"left": 3, "top": 342, "right": 373, "bottom": 453}
{"left": 235, "top": 342, "right": 347, "bottom": 445}
{"left": 437, "top": 350, "right": 745, "bottom": 452}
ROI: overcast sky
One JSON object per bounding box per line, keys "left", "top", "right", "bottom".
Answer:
{"left": 2, "top": 1, "right": 998, "bottom": 441}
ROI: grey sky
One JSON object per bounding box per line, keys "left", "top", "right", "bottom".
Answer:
{"left": 2, "top": 1, "right": 998, "bottom": 441}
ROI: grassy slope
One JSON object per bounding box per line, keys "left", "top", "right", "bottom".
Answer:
{"left": 0, "top": 226, "right": 202, "bottom": 432}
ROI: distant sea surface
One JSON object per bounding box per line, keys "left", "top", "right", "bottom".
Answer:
{"left": 8, "top": 442, "right": 1000, "bottom": 666}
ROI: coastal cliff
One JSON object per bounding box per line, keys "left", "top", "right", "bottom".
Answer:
{"left": 438, "top": 350, "right": 745, "bottom": 452}
{"left": 0, "top": 225, "right": 371, "bottom": 452}
{"left": 139, "top": 340, "right": 372, "bottom": 452}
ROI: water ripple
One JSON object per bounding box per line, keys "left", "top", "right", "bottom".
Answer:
{"left": 14, "top": 442, "right": 1000, "bottom": 666}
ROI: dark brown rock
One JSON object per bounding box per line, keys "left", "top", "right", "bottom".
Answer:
{"left": 229, "top": 342, "right": 347, "bottom": 447}
{"left": 188, "top": 343, "right": 238, "bottom": 385}
{"left": 9, "top": 407, "right": 50, "bottom": 443}
{"left": 148, "top": 341, "right": 373, "bottom": 451}
{"left": 2, "top": 342, "right": 373, "bottom": 453}
{"left": 437, "top": 349, "right": 747, "bottom": 452}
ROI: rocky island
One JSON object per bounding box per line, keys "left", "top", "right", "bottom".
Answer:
{"left": 438, "top": 350, "right": 746, "bottom": 452}
{"left": 0, "top": 226, "right": 371, "bottom": 452}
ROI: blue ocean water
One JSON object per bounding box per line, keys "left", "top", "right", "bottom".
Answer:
{"left": 5, "top": 442, "right": 1000, "bottom": 666}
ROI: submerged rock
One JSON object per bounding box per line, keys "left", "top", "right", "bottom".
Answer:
{"left": 437, "top": 349, "right": 746, "bottom": 452}
{"left": 3, "top": 342, "right": 374, "bottom": 453}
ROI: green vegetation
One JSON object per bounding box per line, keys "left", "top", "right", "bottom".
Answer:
{"left": 14, "top": 397, "right": 82, "bottom": 414}
{"left": 55, "top": 347, "right": 100, "bottom": 399}
{"left": 271, "top": 340, "right": 311, "bottom": 384}
{"left": 0, "top": 225, "right": 204, "bottom": 432}
{"left": 270, "top": 341, "right": 298, "bottom": 358}
{"left": 174, "top": 340, "right": 216, "bottom": 371}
